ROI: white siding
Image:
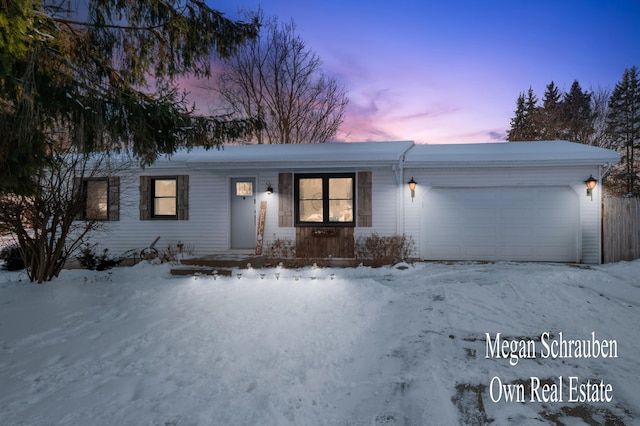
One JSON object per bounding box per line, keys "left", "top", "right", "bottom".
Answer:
{"left": 95, "top": 170, "right": 229, "bottom": 255}
{"left": 88, "top": 161, "right": 604, "bottom": 264}
{"left": 354, "top": 168, "right": 399, "bottom": 239}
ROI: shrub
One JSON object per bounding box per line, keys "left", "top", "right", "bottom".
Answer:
{"left": 266, "top": 238, "right": 296, "bottom": 260}
{"left": 159, "top": 241, "right": 195, "bottom": 264}
{"left": 78, "top": 244, "right": 122, "bottom": 271}
{"left": 354, "top": 233, "right": 415, "bottom": 267}
{"left": 0, "top": 243, "right": 25, "bottom": 271}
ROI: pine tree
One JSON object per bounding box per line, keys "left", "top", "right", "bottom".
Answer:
{"left": 540, "top": 81, "right": 563, "bottom": 140}
{"left": 562, "top": 80, "right": 594, "bottom": 143}
{"left": 607, "top": 66, "right": 640, "bottom": 196}
{"left": 508, "top": 87, "right": 539, "bottom": 141}
{"left": 507, "top": 93, "right": 527, "bottom": 141}
{"left": 1, "top": 0, "right": 262, "bottom": 195}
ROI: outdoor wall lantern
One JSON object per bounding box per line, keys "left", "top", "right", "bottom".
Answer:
{"left": 585, "top": 175, "right": 597, "bottom": 200}
{"left": 266, "top": 182, "right": 274, "bottom": 195}
{"left": 408, "top": 177, "right": 417, "bottom": 202}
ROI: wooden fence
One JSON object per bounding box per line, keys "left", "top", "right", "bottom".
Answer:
{"left": 602, "top": 197, "right": 640, "bottom": 263}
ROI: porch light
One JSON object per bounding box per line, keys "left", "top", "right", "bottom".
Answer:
{"left": 408, "top": 177, "right": 417, "bottom": 202}
{"left": 585, "top": 175, "right": 597, "bottom": 200}
{"left": 266, "top": 182, "right": 274, "bottom": 195}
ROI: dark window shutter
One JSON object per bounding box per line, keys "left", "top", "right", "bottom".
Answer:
{"left": 108, "top": 176, "right": 120, "bottom": 221}
{"left": 357, "top": 171, "right": 372, "bottom": 227}
{"left": 278, "top": 173, "right": 293, "bottom": 227}
{"left": 140, "top": 176, "right": 150, "bottom": 221}
{"left": 73, "top": 177, "right": 84, "bottom": 220}
{"left": 177, "top": 175, "right": 189, "bottom": 220}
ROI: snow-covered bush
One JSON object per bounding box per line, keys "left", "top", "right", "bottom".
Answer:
{"left": 354, "top": 233, "right": 415, "bottom": 267}
{"left": 266, "top": 238, "right": 296, "bottom": 260}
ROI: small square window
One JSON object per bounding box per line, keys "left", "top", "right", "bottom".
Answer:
{"left": 152, "top": 178, "right": 177, "bottom": 218}
{"left": 236, "top": 181, "right": 253, "bottom": 197}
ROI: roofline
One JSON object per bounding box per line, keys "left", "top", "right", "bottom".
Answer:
{"left": 403, "top": 158, "right": 620, "bottom": 168}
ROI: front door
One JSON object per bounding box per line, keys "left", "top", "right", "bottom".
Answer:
{"left": 230, "top": 177, "right": 256, "bottom": 249}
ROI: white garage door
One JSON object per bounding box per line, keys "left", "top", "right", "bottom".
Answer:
{"left": 422, "top": 187, "right": 579, "bottom": 262}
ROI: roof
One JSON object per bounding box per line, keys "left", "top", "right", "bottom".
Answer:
{"left": 151, "top": 140, "right": 620, "bottom": 170}
{"left": 168, "top": 141, "right": 415, "bottom": 170}
{"left": 403, "top": 140, "right": 620, "bottom": 167}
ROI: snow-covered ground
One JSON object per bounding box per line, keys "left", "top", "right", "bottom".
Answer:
{"left": 0, "top": 260, "right": 638, "bottom": 425}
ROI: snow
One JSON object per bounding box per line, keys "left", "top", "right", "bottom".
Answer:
{"left": 1, "top": 260, "right": 639, "bottom": 425}
{"left": 404, "top": 141, "right": 621, "bottom": 166}
{"left": 158, "top": 140, "right": 620, "bottom": 170}
{"left": 171, "top": 141, "right": 415, "bottom": 169}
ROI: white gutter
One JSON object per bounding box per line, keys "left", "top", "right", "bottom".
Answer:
{"left": 396, "top": 143, "right": 415, "bottom": 235}
{"left": 600, "top": 162, "right": 613, "bottom": 179}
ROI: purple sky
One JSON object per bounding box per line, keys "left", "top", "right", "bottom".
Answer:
{"left": 187, "top": 1, "right": 640, "bottom": 144}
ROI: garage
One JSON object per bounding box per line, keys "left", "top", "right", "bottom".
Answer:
{"left": 422, "top": 186, "right": 580, "bottom": 262}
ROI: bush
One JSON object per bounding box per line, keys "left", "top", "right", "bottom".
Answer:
{"left": 78, "top": 245, "right": 122, "bottom": 271}
{"left": 266, "top": 238, "right": 296, "bottom": 260}
{"left": 354, "top": 233, "right": 415, "bottom": 267}
{"left": 159, "top": 241, "right": 195, "bottom": 264}
{"left": 0, "top": 243, "right": 25, "bottom": 271}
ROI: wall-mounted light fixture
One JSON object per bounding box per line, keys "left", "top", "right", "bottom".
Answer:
{"left": 408, "top": 177, "right": 417, "bottom": 202}
{"left": 585, "top": 175, "right": 597, "bottom": 201}
{"left": 266, "top": 182, "right": 274, "bottom": 195}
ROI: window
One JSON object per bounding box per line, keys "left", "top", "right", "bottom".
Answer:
{"left": 77, "top": 177, "right": 119, "bottom": 221}
{"left": 140, "top": 175, "right": 188, "bottom": 221}
{"left": 84, "top": 179, "right": 109, "bottom": 220}
{"left": 152, "top": 178, "right": 177, "bottom": 218}
{"left": 294, "top": 174, "right": 355, "bottom": 226}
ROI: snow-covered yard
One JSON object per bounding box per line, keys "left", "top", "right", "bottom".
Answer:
{"left": 0, "top": 260, "right": 638, "bottom": 425}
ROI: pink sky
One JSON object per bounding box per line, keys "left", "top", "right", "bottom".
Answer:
{"left": 184, "top": 0, "right": 640, "bottom": 144}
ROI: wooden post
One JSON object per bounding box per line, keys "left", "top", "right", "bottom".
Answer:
{"left": 256, "top": 201, "right": 267, "bottom": 255}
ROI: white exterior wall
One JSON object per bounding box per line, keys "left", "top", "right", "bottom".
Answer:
{"left": 89, "top": 160, "right": 604, "bottom": 264}
{"left": 355, "top": 168, "right": 399, "bottom": 239}
{"left": 403, "top": 165, "right": 603, "bottom": 264}
{"left": 95, "top": 169, "right": 229, "bottom": 255}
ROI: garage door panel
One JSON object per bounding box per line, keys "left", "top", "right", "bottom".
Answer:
{"left": 423, "top": 187, "right": 578, "bottom": 262}
{"left": 501, "top": 227, "right": 534, "bottom": 242}
{"left": 500, "top": 246, "right": 534, "bottom": 257}
{"left": 464, "top": 246, "right": 496, "bottom": 257}
{"left": 500, "top": 209, "right": 533, "bottom": 225}
{"left": 466, "top": 227, "right": 497, "bottom": 240}
{"left": 534, "top": 228, "right": 572, "bottom": 245}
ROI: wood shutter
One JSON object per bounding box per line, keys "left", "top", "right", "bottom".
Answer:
{"left": 177, "top": 175, "right": 189, "bottom": 221}
{"left": 357, "top": 171, "right": 372, "bottom": 227}
{"left": 278, "top": 173, "right": 293, "bottom": 227}
{"left": 139, "top": 176, "right": 150, "bottom": 220}
{"left": 108, "top": 176, "right": 120, "bottom": 221}
{"left": 73, "top": 177, "right": 84, "bottom": 220}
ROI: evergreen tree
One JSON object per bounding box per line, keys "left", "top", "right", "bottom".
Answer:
{"left": 539, "top": 81, "right": 563, "bottom": 140}
{"left": 562, "top": 80, "right": 594, "bottom": 143}
{"left": 607, "top": 66, "right": 640, "bottom": 196}
{"left": 0, "top": 0, "right": 262, "bottom": 195}
{"left": 508, "top": 87, "right": 539, "bottom": 141}
{"left": 507, "top": 93, "right": 527, "bottom": 141}
{"left": 0, "top": 0, "right": 263, "bottom": 282}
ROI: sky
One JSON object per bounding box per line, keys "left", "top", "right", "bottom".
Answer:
{"left": 186, "top": 0, "right": 640, "bottom": 144}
